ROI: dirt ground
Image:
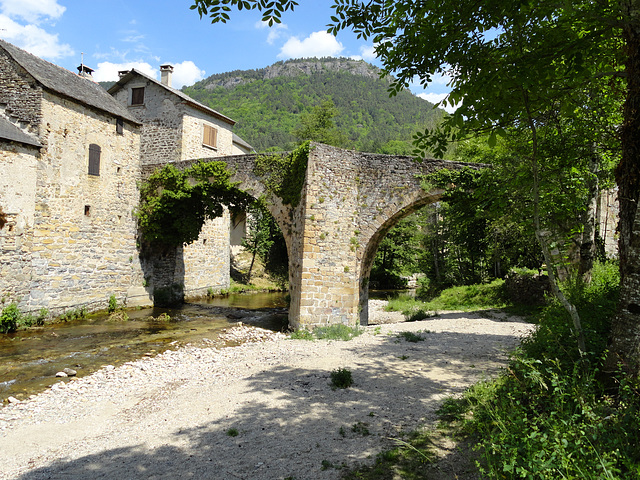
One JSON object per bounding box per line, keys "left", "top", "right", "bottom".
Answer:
{"left": 0, "top": 303, "right": 534, "bottom": 480}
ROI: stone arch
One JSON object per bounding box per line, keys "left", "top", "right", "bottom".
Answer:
{"left": 143, "top": 144, "right": 484, "bottom": 329}
{"left": 358, "top": 191, "right": 442, "bottom": 325}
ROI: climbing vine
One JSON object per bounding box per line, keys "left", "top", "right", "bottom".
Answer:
{"left": 253, "top": 141, "right": 310, "bottom": 207}
{"left": 136, "top": 160, "right": 252, "bottom": 248}
{"left": 418, "top": 167, "right": 482, "bottom": 194}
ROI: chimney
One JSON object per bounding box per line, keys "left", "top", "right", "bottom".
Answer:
{"left": 77, "top": 64, "right": 94, "bottom": 79}
{"left": 160, "top": 64, "right": 174, "bottom": 87}
{"left": 118, "top": 70, "right": 130, "bottom": 78}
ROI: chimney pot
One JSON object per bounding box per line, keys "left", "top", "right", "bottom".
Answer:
{"left": 118, "top": 70, "right": 130, "bottom": 78}
{"left": 160, "top": 64, "right": 174, "bottom": 87}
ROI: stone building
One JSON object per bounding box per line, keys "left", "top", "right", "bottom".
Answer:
{"left": 0, "top": 40, "right": 251, "bottom": 315}
{"left": 108, "top": 66, "right": 252, "bottom": 303}
{"left": 0, "top": 39, "right": 143, "bottom": 314}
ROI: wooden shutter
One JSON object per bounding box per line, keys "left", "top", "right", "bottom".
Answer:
{"left": 203, "top": 125, "right": 217, "bottom": 148}
{"left": 131, "top": 87, "right": 145, "bottom": 105}
{"left": 88, "top": 144, "right": 101, "bottom": 176}
{"left": 116, "top": 118, "right": 124, "bottom": 135}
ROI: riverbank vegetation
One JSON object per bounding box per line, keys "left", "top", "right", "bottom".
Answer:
{"left": 345, "top": 261, "right": 640, "bottom": 479}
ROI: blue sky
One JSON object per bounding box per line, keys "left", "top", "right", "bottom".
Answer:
{"left": 0, "top": 0, "right": 453, "bottom": 109}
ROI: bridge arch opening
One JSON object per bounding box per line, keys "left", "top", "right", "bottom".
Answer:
{"left": 358, "top": 194, "right": 442, "bottom": 325}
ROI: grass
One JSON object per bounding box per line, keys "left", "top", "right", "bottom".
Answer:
{"left": 289, "top": 324, "right": 363, "bottom": 341}
{"left": 386, "top": 278, "right": 540, "bottom": 321}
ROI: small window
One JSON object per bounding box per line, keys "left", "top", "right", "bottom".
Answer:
{"left": 88, "top": 144, "right": 101, "bottom": 176}
{"left": 203, "top": 124, "right": 217, "bottom": 149}
{"left": 116, "top": 118, "right": 123, "bottom": 134}
{"left": 131, "top": 87, "right": 145, "bottom": 106}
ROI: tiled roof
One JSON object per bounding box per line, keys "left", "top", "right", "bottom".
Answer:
{"left": 232, "top": 133, "right": 254, "bottom": 152}
{"left": 0, "top": 117, "right": 41, "bottom": 147}
{"left": 0, "top": 39, "right": 139, "bottom": 125}
{"left": 108, "top": 69, "right": 236, "bottom": 126}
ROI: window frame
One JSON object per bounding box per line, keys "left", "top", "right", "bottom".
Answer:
{"left": 130, "top": 87, "right": 145, "bottom": 106}
{"left": 88, "top": 143, "right": 101, "bottom": 176}
{"left": 203, "top": 124, "right": 218, "bottom": 149}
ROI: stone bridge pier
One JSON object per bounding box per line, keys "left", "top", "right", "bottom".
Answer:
{"left": 172, "top": 143, "right": 480, "bottom": 329}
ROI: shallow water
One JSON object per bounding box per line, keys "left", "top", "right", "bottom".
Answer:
{"left": 0, "top": 292, "right": 288, "bottom": 401}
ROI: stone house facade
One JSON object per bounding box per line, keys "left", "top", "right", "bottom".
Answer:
{"left": 0, "top": 40, "right": 251, "bottom": 315}
{"left": 0, "top": 39, "right": 143, "bottom": 314}
{"left": 108, "top": 66, "right": 252, "bottom": 302}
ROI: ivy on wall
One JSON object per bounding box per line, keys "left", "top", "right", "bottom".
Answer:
{"left": 136, "top": 160, "right": 252, "bottom": 248}
{"left": 253, "top": 141, "right": 310, "bottom": 207}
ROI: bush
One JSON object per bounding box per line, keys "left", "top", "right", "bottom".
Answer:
{"left": 330, "top": 368, "right": 353, "bottom": 389}
{"left": 451, "top": 261, "right": 640, "bottom": 479}
{"left": 108, "top": 294, "right": 117, "bottom": 313}
{"left": 0, "top": 303, "right": 20, "bottom": 333}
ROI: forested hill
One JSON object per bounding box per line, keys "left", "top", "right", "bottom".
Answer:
{"left": 182, "top": 57, "right": 446, "bottom": 153}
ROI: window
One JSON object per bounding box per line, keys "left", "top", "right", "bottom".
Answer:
{"left": 116, "top": 117, "right": 123, "bottom": 135}
{"left": 88, "top": 144, "right": 101, "bottom": 176}
{"left": 203, "top": 124, "right": 217, "bottom": 149}
{"left": 131, "top": 87, "right": 145, "bottom": 106}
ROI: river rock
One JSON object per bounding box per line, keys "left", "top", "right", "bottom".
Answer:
{"left": 55, "top": 371, "right": 68, "bottom": 378}
{"left": 7, "top": 396, "right": 20, "bottom": 404}
{"left": 63, "top": 368, "right": 77, "bottom": 377}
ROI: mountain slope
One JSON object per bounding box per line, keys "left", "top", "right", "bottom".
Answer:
{"left": 182, "top": 57, "right": 445, "bottom": 153}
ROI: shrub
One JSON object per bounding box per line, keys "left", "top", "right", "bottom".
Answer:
{"left": 0, "top": 303, "right": 20, "bottom": 333}
{"left": 330, "top": 368, "right": 353, "bottom": 389}
{"left": 108, "top": 294, "right": 117, "bottom": 313}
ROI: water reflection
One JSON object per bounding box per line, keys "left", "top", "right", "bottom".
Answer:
{"left": 0, "top": 292, "right": 289, "bottom": 402}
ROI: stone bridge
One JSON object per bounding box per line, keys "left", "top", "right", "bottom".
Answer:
{"left": 152, "top": 143, "right": 482, "bottom": 329}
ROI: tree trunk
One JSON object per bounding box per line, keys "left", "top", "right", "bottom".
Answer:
{"left": 610, "top": 0, "right": 640, "bottom": 376}
{"left": 579, "top": 148, "right": 600, "bottom": 283}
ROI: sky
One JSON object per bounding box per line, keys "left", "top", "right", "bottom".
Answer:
{"left": 0, "top": 0, "right": 453, "bottom": 110}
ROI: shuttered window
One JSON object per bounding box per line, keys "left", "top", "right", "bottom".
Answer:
{"left": 203, "top": 124, "right": 217, "bottom": 148}
{"left": 131, "top": 87, "right": 145, "bottom": 105}
{"left": 88, "top": 144, "right": 101, "bottom": 176}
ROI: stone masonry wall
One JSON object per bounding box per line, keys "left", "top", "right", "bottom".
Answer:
{"left": 0, "top": 141, "right": 39, "bottom": 302}
{"left": 0, "top": 49, "right": 41, "bottom": 136}
{"left": 14, "top": 92, "right": 144, "bottom": 314}
{"left": 291, "top": 143, "right": 473, "bottom": 328}
{"left": 181, "top": 109, "right": 234, "bottom": 159}
{"left": 111, "top": 80, "right": 183, "bottom": 165}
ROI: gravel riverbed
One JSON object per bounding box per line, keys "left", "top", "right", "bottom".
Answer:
{"left": 0, "top": 301, "right": 534, "bottom": 480}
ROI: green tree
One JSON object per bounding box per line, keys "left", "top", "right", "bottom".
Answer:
{"left": 241, "top": 202, "right": 275, "bottom": 282}
{"left": 191, "top": 0, "right": 640, "bottom": 373}
{"left": 292, "top": 98, "right": 347, "bottom": 147}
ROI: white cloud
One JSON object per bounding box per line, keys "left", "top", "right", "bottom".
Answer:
{"left": 417, "top": 92, "right": 459, "bottom": 113}
{"left": 255, "top": 20, "right": 289, "bottom": 45}
{"left": 278, "top": 30, "right": 344, "bottom": 59}
{"left": 93, "top": 61, "right": 156, "bottom": 82}
{"left": 0, "top": 0, "right": 65, "bottom": 23}
{"left": 0, "top": 14, "right": 73, "bottom": 59}
{"left": 352, "top": 45, "right": 376, "bottom": 62}
{"left": 0, "top": 0, "right": 72, "bottom": 60}
{"left": 171, "top": 61, "right": 206, "bottom": 89}
{"left": 92, "top": 60, "right": 205, "bottom": 89}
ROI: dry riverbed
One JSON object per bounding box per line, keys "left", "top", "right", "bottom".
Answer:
{"left": 0, "top": 301, "right": 534, "bottom": 479}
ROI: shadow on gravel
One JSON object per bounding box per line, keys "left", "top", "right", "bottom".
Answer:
{"left": 15, "top": 317, "right": 526, "bottom": 480}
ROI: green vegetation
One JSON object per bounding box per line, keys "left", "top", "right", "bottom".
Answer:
{"left": 225, "top": 428, "right": 239, "bottom": 437}
{"left": 289, "top": 324, "right": 363, "bottom": 341}
{"left": 342, "top": 430, "right": 435, "bottom": 479}
{"left": 108, "top": 294, "right": 117, "bottom": 313}
{"left": 330, "top": 367, "right": 353, "bottom": 389}
{"left": 182, "top": 58, "right": 444, "bottom": 153}
{"left": 136, "top": 160, "right": 252, "bottom": 249}
{"left": 253, "top": 141, "right": 309, "bottom": 207}
{"left": 0, "top": 303, "right": 20, "bottom": 333}
{"left": 396, "top": 331, "right": 426, "bottom": 343}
